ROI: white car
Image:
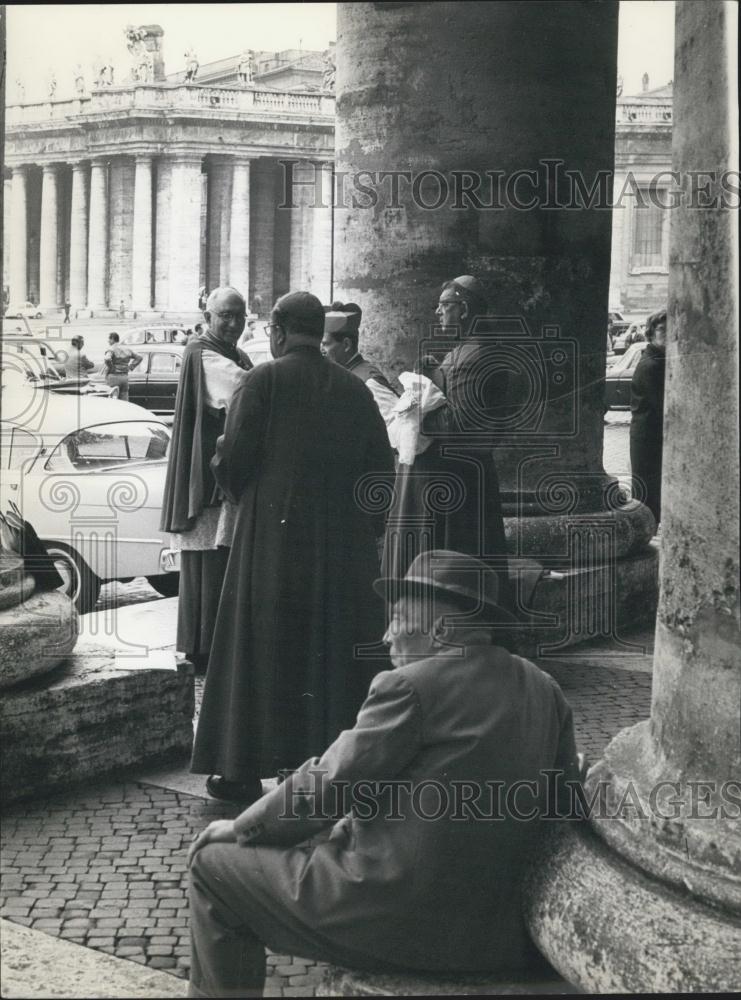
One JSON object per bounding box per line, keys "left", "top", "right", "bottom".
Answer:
{"left": 5, "top": 301, "right": 44, "bottom": 320}
{"left": 0, "top": 383, "right": 179, "bottom": 613}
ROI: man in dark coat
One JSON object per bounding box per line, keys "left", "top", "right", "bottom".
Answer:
{"left": 187, "top": 549, "right": 580, "bottom": 997}
{"left": 160, "top": 287, "right": 253, "bottom": 675}
{"left": 383, "top": 275, "right": 511, "bottom": 609}
{"left": 321, "top": 301, "right": 400, "bottom": 426}
{"left": 191, "top": 291, "right": 394, "bottom": 802}
{"left": 630, "top": 309, "right": 667, "bottom": 528}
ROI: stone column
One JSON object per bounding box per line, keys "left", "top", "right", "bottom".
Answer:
{"left": 205, "top": 157, "right": 232, "bottom": 291}
{"left": 87, "top": 159, "right": 108, "bottom": 311}
{"left": 8, "top": 167, "right": 28, "bottom": 305}
{"left": 289, "top": 161, "right": 332, "bottom": 302}
{"left": 526, "top": 2, "right": 740, "bottom": 992}
{"left": 167, "top": 155, "right": 203, "bottom": 312}
{"left": 39, "top": 164, "right": 60, "bottom": 310}
{"left": 250, "top": 159, "right": 277, "bottom": 313}
{"left": 229, "top": 157, "right": 251, "bottom": 300}
{"left": 333, "top": 1, "right": 655, "bottom": 653}
{"left": 108, "top": 158, "right": 135, "bottom": 314}
{"left": 309, "top": 162, "right": 332, "bottom": 303}
{"left": 131, "top": 155, "right": 153, "bottom": 311}
{"left": 154, "top": 158, "right": 172, "bottom": 311}
{"left": 289, "top": 162, "right": 313, "bottom": 291}
{"left": 70, "top": 164, "right": 89, "bottom": 309}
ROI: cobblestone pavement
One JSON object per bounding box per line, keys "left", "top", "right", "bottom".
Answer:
{"left": 1, "top": 653, "right": 651, "bottom": 995}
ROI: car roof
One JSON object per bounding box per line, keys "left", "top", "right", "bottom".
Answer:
{"left": 2, "top": 386, "right": 170, "bottom": 437}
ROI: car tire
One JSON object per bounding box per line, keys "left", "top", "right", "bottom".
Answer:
{"left": 147, "top": 572, "right": 180, "bottom": 598}
{"left": 45, "top": 542, "right": 102, "bottom": 615}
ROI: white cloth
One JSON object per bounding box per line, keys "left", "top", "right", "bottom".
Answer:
{"left": 171, "top": 350, "right": 246, "bottom": 552}
{"left": 365, "top": 377, "right": 400, "bottom": 427}
{"left": 387, "top": 371, "right": 447, "bottom": 465}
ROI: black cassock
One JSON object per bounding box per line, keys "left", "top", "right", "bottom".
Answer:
{"left": 630, "top": 342, "right": 666, "bottom": 525}
{"left": 191, "top": 345, "right": 394, "bottom": 782}
{"left": 382, "top": 336, "right": 511, "bottom": 607}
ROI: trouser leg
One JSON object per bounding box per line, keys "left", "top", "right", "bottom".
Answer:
{"left": 189, "top": 847, "right": 266, "bottom": 998}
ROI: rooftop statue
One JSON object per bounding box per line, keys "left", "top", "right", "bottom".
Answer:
{"left": 322, "top": 47, "right": 336, "bottom": 93}
{"left": 237, "top": 50, "right": 255, "bottom": 87}
{"left": 74, "top": 64, "right": 86, "bottom": 96}
{"left": 184, "top": 48, "right": 199, "bottom": 83}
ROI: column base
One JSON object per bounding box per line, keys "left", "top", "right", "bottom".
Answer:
{"left": 508, "top": 542, "right": 659, "bottom": 658}
{"left": 524, "top": 822, "right": 741, "bottom": 993}
{"left": 586, "top": 720, "right": 741, "bottom": 912}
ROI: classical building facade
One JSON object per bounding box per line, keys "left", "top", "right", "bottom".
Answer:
{"left": 3, "top": 39, "right": 334, "bottom": 318}
{"left": 610, "top": 81, "right": 673, "bottom": 313}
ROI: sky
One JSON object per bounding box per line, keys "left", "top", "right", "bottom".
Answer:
{"left": 5, "top": 1, "right": 675, "bottom": 103}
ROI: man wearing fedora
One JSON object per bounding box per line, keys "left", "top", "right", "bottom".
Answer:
{"left": 187, "top": 549, "right": 580, "bottom": 997}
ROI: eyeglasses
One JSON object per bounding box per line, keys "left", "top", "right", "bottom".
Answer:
{"left": 436, "top": 298, "right": 462, "bottom": 311}
{"left": 213, "top": 310, "right": 245, "bottom": 322}
{"left": 263, "top": 323, "right": 282, "bottom": 335}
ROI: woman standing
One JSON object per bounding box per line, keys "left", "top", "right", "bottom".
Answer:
{"left": 630, "top": 308, "right": 667, "bottom": 529}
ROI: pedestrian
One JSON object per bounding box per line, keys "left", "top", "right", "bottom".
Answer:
{"left": 103, "top": 333, "right": 143, "bottom": 402}
{"left": 322, "top": 301, "right": 400, "bottom": 425}
{"left": 191, "top": 291, "right": 394, "bottom": 803}
{"left": 187, "top": 548, "right": 581, "bottom": 997}
{"left": 382, "top": 274, "right": 511, "bottom": 609}
{"left": 65, "top": 336, "right": 96, "bottom": 379}
{"left": 118, "top": 299, "right": 125, "bottom": 320}
{"left": 630, "top": 308, "right": 667, "bottom": 529}
{"left": 160, "top": 288, "right": 253, "bottom": 675}
{"left": 63, "top": 301, "right": 71, "bottom": 324}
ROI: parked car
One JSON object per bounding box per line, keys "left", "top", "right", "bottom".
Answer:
{"left": 612, "top": 321, "right": 647, "bottom": 355}
{"left": 0, "top": 384, "right": 180, "bottom": 612}
{"left": 122, "top": 326, "right": 190, "bottom": 346}
{"left": 5, "top": 301, "right": 44, "bottom": 320}
{"left": 604, "top": 341, "right": 647, "bottom": 408}
{"left": 86, "top": 343, "right": 186, "bottom": 416}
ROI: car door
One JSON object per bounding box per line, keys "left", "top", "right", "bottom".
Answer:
{"left": 126, "top": 351, "right": 149, "bottom": 407}
{"left": 145, "top": 351, "right": 182, "bottom": 413}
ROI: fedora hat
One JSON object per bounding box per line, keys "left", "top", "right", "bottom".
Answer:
{"left": 374, "top": 549, "right": 516, "bottom": 624}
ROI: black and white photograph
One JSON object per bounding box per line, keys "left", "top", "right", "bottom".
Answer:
{"left": 0, "top": 1, "right": 738, "bottom": 996}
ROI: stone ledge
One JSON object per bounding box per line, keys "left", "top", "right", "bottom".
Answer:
{"left": 0, "top": 918, "right": 187, "bottom": 998}
{"left": 315, "top": 965, "right": 577, "bottom": 996}
{"left": 1, "top": 654, "right": 194, "bottom": 805}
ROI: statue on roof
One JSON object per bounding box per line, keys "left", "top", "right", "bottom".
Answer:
{"left": 48, "top": 73, "right": 58, "bottom": 99}
{"left": 322, "top": 46, "right": 336, "bottom": 93}
{"left": 616, "top": 74, "right": 623, "bottom": 98}
{"left": 184, "top": 48, "right": 199, "bottom": 83}
{"left": 74, "top": 64, "right": 86, "bottom": 96}
{"left": 14, "top": 78, "right": 25, "bottom": 104}
{"left": 238, "top": 50, "right": 255, "bottom": 87}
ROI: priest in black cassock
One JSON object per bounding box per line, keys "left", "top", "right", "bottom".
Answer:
{"left": 191, "top": 291, "right": 394, "bottom": 803}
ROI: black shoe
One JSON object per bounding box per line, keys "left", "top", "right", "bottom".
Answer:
{"left": 206, "top": 775, "right": 263, "bottom": 804}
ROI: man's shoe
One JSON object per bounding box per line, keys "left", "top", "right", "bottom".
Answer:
{"left": 206, "top": 775, "right": 263, "bottom": 804}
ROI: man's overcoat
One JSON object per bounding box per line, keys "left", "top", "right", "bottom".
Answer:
{"left": 191, "top": 344, "right": 394, "bottom": 779}
{"left": 198, "top": 642, "right": 579, "bottom": 973}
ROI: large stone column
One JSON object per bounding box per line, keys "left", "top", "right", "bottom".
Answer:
{"left": 167, "top": 155, "right": 203, "bottom": 312}
{"left": 526, "top": 2, "right": 740, "bottom": 992}
{"left": 229, "top": 157, "right": 251, "bottom": 300}
{"left": 108, "top": 158, "right": 135, "bottom": 313}
{"left": 250, "top": 159, "right": 277, "bottom": 312}
{"left": 131, "top": 155, "right": 153, "bottom": 312}
{"left": 87, "top": 159, "right": 108, "bottom": 311}
{"left": 68, "top": 163, "right": 88, "bottom": 311}
{"left": 154, "top": 158, "right": 172, "bottom": 311}
{"left": 8, "top": 167, "right": 28, "bottom": 305}
{"left": 38, "top": 164, "right": 60, "bottom": 310}
{"left": 206, "top": 156, "right": 232, "bottom": 291}
{"left": 334, "top": 1, "right": 655, "bottom": 652}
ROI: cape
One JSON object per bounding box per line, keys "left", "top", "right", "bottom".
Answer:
{"left": 160, "top": 336, "right": 252, "bottom": 534}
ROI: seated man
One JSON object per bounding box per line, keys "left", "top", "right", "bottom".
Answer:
{"left": 188, "top": 549, "right": 580, "bottom": 998}
{"left": 321, "top": 301, "right": 400, "bottom": 425}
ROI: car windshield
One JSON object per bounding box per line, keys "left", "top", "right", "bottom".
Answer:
{"left": 46, "top": 421, "right": 170, "bottom": 472}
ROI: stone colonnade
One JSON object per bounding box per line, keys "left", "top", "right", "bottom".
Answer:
{"left": 5, "top": 154, "right": 333, "bottom": 315}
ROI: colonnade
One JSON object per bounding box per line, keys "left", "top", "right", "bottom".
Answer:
{"left": 4, "top": 154, "right": 333, "bottom": 315}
